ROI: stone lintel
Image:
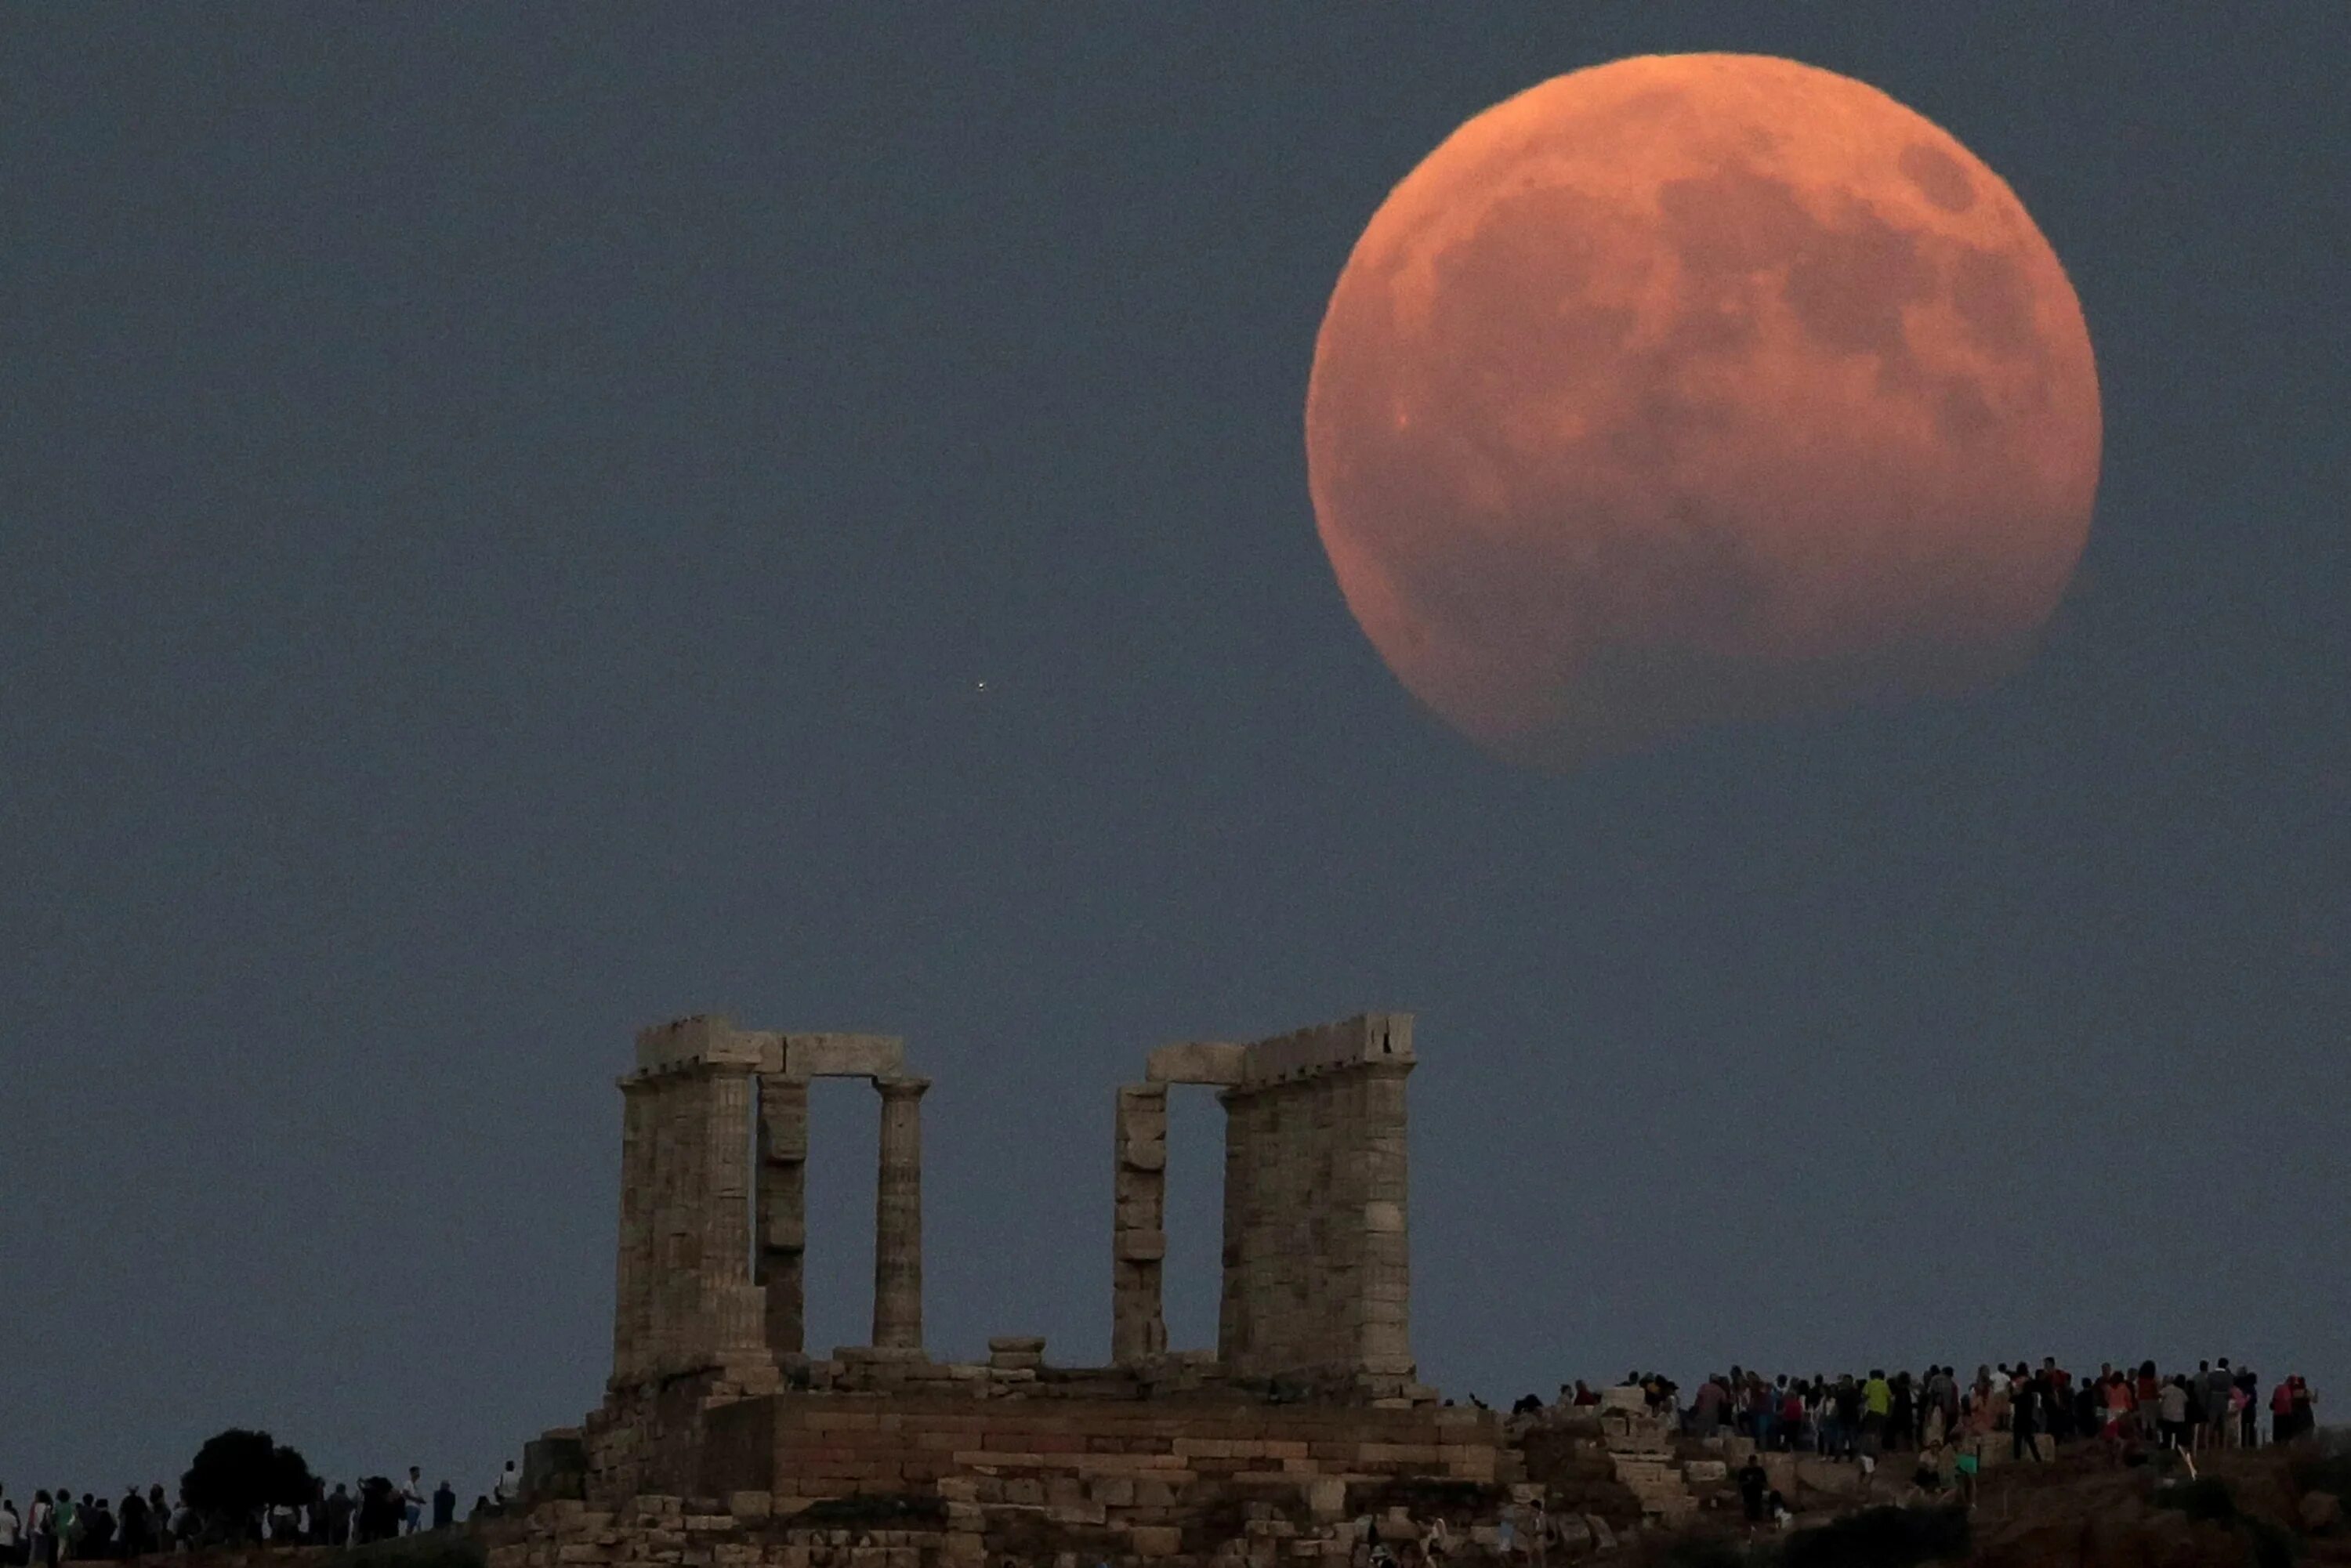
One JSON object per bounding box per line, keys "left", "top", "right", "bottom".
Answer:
{"left": 1237, "top": 1012, "right": 1414, "bottom": 1087}
{"left": 780, "top": 1032, "right": 906, "bottom": 1081}
{"left": 1143, "top": 1040, "right": 1247, "bottom": 1085}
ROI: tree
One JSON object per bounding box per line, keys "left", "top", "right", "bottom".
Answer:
{"left": 180, "top": 1429, "right": 317, "bottom": 1541}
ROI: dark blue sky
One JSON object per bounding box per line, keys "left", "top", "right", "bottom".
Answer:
{"left": 3, "top": 5, "right": 2344, "bottom": 1492}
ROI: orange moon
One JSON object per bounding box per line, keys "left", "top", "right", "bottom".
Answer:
{"left": 1306, "top": 53, "right": 2101, "bottom": 770}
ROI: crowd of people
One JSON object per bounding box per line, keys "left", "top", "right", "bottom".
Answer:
{"left": 1516, "top": 1360, "right": 2321, "bottom": 1465}
{"left": 0, "top": 1462, "right": 523, "bottom": 1562}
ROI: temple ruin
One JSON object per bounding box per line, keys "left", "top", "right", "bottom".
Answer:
{"left": 531, "top": 1009, "right": 1515, "bottom": 1563}
{"left": 603, "top": 1010, "right": 1423, "bottom": 1417}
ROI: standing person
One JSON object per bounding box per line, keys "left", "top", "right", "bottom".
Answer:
{"left": 430, "top": 1483, "right": 455, "bottom": 1534}
{"left": 116, "top": 1490, "right": 147, "bottom": 1559}
{"left": 27, "top": 1493, "right": 54, "bottom": 1568}
{"left": 1889, "top": 1374, "right": 1915, "bottom": 1454}
{"left": 2158, "top": 1377, "right": 2190, "bottom": 1449}
{"left": 1737, "top": 1457, "right": 1769, "bottom": 1525}
{"left": 52, "top": 1492, "right": 76, "bottom": 1563}
{"left": 2, "top": 1494, "right": 22, "bottom": 1568}
{"left": 1834, "top": 1375, "right": 1863, "bottom": 1458}
{"left": 1692, "top": 1375, "right": 1726, "bottom": 1438}
{"left": 1862, "top": 1370, "right": 1893, "bottom": 1456}
{"left": 2204, "top": 1362, "right": 2236, "bottom": 1449}
{"left": 400, "top": 1471, "right": 425, "bottom": 1537}
{"left": 2237, "top": 1367, "right": 2261, "bottom": 1447}
{"left": 324, "top": 1486, "right": 353, "bottom": 1548}
{"left": 2011, "top": 1374, "right": 2043, "bottom": 1462}
{"left": 2270, "top": 1378, "right": 2297, "bottom": 1443}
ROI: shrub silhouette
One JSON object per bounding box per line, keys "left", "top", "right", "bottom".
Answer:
{"left": 180, "top": 1429, "right": 318, "bottom": 1541}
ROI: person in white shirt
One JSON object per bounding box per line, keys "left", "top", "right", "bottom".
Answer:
{"left": 2, "top": 1496, "right": 24, "bottom": 1563}
{"left": 493, "top": 1462, "right": 520, "bottom": 1511}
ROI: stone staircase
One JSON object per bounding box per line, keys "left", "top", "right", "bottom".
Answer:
{"left": 1597, "top": 1393, "right": 1697, "bottom": 1525}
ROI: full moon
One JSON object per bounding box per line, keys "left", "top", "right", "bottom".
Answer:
{"left": 1306, "top": 53, "right": 2101, "bottom": 770}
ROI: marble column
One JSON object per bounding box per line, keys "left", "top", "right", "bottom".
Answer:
{"left": 871, "top": 1075, "right": 929, "bottom": 1351}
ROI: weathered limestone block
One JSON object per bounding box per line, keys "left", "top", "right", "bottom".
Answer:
{"left": 1116, "top": 1229, "right": 1168, "bottom": 1262}
{"left": 636, "top": 1016, "right": 766, "bottom": 1074}
{"left": 781, "top": 1033, "right": 904, "bottom": 1081}
{"left": 1145, "top": 1041, "right": 1248, "bottom": 1085}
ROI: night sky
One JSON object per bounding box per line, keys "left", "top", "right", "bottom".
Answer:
{"left": 4, "top": 6, "right": 2345, "bottom": 1492}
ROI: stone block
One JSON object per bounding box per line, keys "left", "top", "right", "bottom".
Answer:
{"left": 636, "top": 1016, "right": 764, "bottom": 1073}
{"left": 1117, "top": 1229, "right": 1168, "bottom": 1262}
{"left": 781, "top": 1034, "right": 905, "bottom": 1081}
{"left": 1305, "top": 1478, "right": 1347, "bottom": 1521}
{"left": 1146, "top": 1041, "right": 1248, "bottom": 1085}
{"left": 1120, "top": 1139, "right": 1168, "bottom": 1172}
{"left": 1130, "top": 1527, "right": 1183, "bottom": 1558}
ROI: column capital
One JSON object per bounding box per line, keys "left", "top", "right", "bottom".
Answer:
{"left": 875, "top": 1074, "right": 931, "bottom": 1100}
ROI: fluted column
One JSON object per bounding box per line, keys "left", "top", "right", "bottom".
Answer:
{"left": 871, "top": 1075, "right": 929, "bottom": 1351}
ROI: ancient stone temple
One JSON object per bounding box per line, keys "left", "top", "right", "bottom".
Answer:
{"left": 535, "top": 1009, "right": 1512, "bottom": 1568}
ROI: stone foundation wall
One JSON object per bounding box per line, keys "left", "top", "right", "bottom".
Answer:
{"left": 522, "top": 1396, "right": 1516, "bottom": 1568}
{"left": 735, "top": 1393, "right": 1508, "bottom": 1508}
